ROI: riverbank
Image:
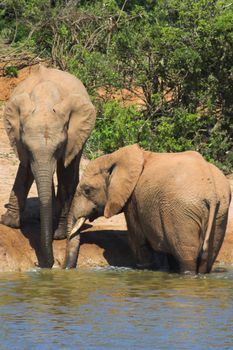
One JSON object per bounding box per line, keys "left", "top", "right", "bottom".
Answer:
{"left": 0, "top": 65, "right": 232, "bottom": 271}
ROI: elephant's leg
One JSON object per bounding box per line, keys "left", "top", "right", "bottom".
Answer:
{"left": 174, "top": 245, "right": 200, "bottom": 274}
{"left": 128, "top": 228, "right": 153, "bottom": 267}
{"left": 165, "top": 219, "right": 202, "bottom": 274}
{"left": 153, "top": 252, "right": 173, "bottom": 272}
{"left": 1, "top": 163, "right": 34, "bottom": 227}
{"left": 173, "top": 242, "right": 202, "bottom": 273}
{"left": 198, "top": 214, "right": 228, "bottom": 273}
{"left": 210, "top": 214, "right": 228, "bottom": 270}
{"left": 166, "top": 254, "right": 180, "bottom": 272}
{"left": 54, "top": 153, "right": 82, "bottom": 239}
{"left": 125, "top": 206, "right": 155, "bottom": 269}
{"left": 171, "top": 239, "right": 200, "bottom": 274}
{"left": 178, "top": 259, "right": 198, "bottom": 274}
{"left": 134, "top": 240, "right": 156, "bottom": 269}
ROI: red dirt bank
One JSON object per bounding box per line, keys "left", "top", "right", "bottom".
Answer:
{"left": 0, "top": 66, "right": 232, "bottom": 272}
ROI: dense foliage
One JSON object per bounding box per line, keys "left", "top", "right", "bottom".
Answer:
{"left": 1, "top": 0, "right": 233, "bottom": 171}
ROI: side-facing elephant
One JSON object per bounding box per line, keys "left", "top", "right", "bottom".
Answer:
{"left": 65, "top": 144, "right": 231, "bottom": 273}
{"left": 1, "top": 65, "right": 96, "bottom": 268}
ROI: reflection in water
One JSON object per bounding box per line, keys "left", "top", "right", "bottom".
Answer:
{"left": 0, "top": 267, "right": 233, "bottom": 349}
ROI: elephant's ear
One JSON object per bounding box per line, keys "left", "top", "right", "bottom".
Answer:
{"left": 4, "top": 93, "right": 34, "bottom": 163}
{"left": 54, "top": 94, "right": 96, "bottom": 168}
{"left": 104, "top": 144, "right": 144, "bottom": 218}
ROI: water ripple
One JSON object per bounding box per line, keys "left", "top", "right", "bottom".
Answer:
{"left": 0, "top": 267, "right": 232, "bottom": 349}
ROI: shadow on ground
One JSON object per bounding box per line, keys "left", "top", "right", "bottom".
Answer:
{"left": 0, "top": 196, "right": 136, "bottom": 271}
{"left": 80, "top": 229, "right": 135, "bottom": 268}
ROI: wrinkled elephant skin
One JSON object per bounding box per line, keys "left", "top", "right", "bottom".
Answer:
{"left": 1, "top": 65, "right": 96, "bottom": 268}
{"left": 65, "top": 144, "right": 231, "bottom": 273}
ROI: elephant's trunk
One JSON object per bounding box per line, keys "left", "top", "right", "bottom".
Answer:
{"left": 32, "top": 163, "right": 55, "bottom": 268}
{"left": 64, "top": 212, "right": 85, "bottom": 269}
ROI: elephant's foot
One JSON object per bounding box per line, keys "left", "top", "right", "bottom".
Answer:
{"left": 38, "top": 255, "right": 54, "bottom": 268}
{"left": 54, "top": 220, "right": 67, "bottom": 240}
{"left": 179, "top": 260, "right": 197, "bottom": 274}
{"left": 1, "top": 210, "right": 20, "bottom": 228}
{"left": 135, "top": 242, "right": 155, "bottom": 268}
{"left": 197, "top": 252, "right": 209, "bottom": 273}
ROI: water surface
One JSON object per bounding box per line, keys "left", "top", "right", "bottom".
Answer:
{"left": 0, "top": 266, "right": 233, "bottom": 349}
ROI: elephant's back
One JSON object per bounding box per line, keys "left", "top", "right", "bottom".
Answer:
{"left": 11, "top": 65, "right": 89, "bottom": 98}
{"left": 135, "top": 151, "right": 228, "bottom": 223}
{"left": 140, "top": 150, "right": 210, "bottom": 195}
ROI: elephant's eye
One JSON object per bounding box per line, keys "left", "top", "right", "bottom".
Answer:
{"left": 83, "top": 187, "right": 91, "bottom": 196}
{"left": 20, "top": 124, "right": 25, "bottom": 134}
{"left": 63, "top": 122, "right": 68, "bottom": 131}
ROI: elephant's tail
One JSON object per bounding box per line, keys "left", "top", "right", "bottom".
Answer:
{"left": 201, "top": 201, "right": 220, "bottom": 258}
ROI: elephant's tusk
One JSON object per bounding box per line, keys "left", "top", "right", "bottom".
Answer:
{"left": 69, "top": 217, "right": 86, "bottom": 239}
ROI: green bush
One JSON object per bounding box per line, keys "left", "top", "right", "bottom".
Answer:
{"left": 1, "top": 0, "right": 233, "bottom": 172}
{"left": 4, "top": 66, "right": 18, "bottom": 77}
{"left": 151, "top": 109, "right": 207, "bottom": 153}
{"left": 85, "top": 100, "right": 152, "bottom": 158}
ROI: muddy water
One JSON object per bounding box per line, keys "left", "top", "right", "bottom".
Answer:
{"left": 0, "top": 267, "right": 233, "bottom": 350}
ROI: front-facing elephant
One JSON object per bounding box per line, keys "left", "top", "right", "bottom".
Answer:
{"left": 65, "top": 144, "right": 231, "bottom": 273}
{"left": 1, "top": 65, "right": 96, "bottom": 268}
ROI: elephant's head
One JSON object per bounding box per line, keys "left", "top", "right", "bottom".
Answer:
{"left": 4, "top": 86, "right": 96, "bottom": 168}
{"left": 4, "top": 84, "right": 96, "bottom": 267}
{"left": 65, "top": 144, "right": 144, "bottom": 268}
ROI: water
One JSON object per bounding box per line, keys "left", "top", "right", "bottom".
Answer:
{"left": 0, "top": 267, "right": 233, "bottom": 350}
